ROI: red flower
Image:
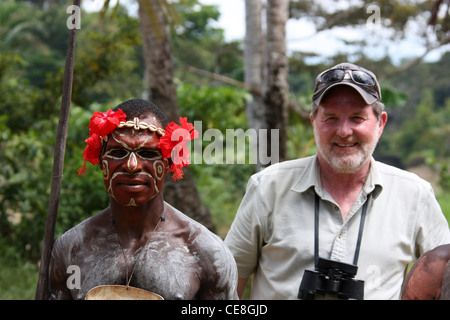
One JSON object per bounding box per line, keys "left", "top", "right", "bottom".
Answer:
{"left": 78, "top": 109, "right": 126, "bottom": 175}
{"left": 171, "top": 165, "right": 185, "bottom": 181}
{"left": 83, "top": 133, "right": 103, "bottom": 165}
{"left": 158, "top": 117, "right": 198, "bottom": 181}
{"left": 88, "top": 109, "right": 126, "bottom": 137}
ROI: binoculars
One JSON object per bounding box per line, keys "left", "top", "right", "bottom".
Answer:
{"left": 298, "top": 257, "right": 364, "bottom": 300}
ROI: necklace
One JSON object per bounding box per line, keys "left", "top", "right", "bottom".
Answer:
{"left": 110, "top": 215, "right": 167, "bottom": 288}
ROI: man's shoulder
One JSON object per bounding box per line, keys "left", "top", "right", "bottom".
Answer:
{"left": 166, "top": 202, "right": 224, "bottom": 244}
{"left": 247, "top": 156, "right": 315, "bottom": 194}
{"left": 374, "top": 160, "right": 433, "bottom": 190}
{"left": 426, "top": 244, "right": 450, "bottom": 262}
{"left": 263, "top": 156, "right": 314, "bottom": 172}
{"left": 53, "top": 211, "right": 105, "bottom": 249}
{"left": 252, "top": 156, "right": 314, "bottom": 181}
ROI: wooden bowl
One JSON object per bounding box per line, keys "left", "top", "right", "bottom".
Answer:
{"left": 85, "top": 285, "right": 164, "bottom": 300}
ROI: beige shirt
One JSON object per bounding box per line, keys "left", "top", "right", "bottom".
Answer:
{"left": 225, "top": 155, "right": 450, "bottom": 300}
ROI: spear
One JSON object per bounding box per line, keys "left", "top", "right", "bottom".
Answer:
{"left": 35, "top": 0, "right": 81, "bottom": 300}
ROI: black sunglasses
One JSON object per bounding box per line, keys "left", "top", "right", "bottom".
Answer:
{"left": 318, "top": 69, "right": 376, "bottom": 87}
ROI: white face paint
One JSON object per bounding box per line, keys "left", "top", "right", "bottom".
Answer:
{"left": 101, "top": 118, "right": 168, "bottom": 207}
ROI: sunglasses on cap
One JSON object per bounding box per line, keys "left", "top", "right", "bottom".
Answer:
{"left": 317, "top": 69, "right": 376, "bottom": 87}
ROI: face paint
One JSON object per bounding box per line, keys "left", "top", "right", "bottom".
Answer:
{"left": 101, "top": 116, "right": 168, "bottom": 207}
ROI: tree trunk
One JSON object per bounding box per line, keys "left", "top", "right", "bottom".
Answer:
{"left": 244, "top": 0, "right": 266, "bottom": 171}
{"left": 264, "top": 0, "right": 289, "bottom": 164}
{"left": 138, "top": 0, "right": 215, "bottom": 232}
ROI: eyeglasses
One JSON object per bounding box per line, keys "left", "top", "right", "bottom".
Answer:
{"left": 318, "top": 69, "right": 376, "bottom": 87}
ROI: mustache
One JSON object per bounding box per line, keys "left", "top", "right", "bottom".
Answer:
{"left": 107, "top": 172, "right": 159, "bottom": 200}
{"left": 110, "top": 171, "right": 156, "bottom": 181}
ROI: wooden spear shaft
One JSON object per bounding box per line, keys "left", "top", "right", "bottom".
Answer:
{"left": 35, "top": 0, "right": 80, "bottom": 300}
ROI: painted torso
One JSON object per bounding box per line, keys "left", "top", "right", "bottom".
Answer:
{"left": 49, "top": 203, "right": 237, "bottom": 300}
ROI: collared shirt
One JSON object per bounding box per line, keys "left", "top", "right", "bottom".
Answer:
{"left": 224, "top": 155, "right": 450, "bottom": 300}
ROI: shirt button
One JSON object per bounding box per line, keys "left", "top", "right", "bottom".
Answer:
{"left": 334, "top": 205, "right": 339, "bottom": 211}
{"left": 338, "top": 233, "right": 343, "bottom": 238}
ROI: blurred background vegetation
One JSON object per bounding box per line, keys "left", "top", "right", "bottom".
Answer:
{"left": 1, "top": 0, "right": 449, "bottom": 299}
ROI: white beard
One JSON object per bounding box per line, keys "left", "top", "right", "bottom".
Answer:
{"left": 314, "top": 125, "right": 380, "bottom": 174}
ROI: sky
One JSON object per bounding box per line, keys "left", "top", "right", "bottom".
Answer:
{"left": 83, "top": 0, "right": 449, "bottom": 65}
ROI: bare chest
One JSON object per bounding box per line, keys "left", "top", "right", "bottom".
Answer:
{"left": 69, "top": 235, "right": 202, "bottom": 299}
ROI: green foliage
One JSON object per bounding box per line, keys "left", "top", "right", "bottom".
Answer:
{"left": 57, "top": 106, "right": 111, "bottom": 237}
{"left": 71, "top": 9, "right": 142, "bottom": 106}
{"left": 0, "top": 0, "right": 47, "bottom": 55}
{"left": 380, "top": 89, "right": 450, "bottom": 168}
{"left": 374, "top": 56, "right": 450, "bottom": 194}
{"left": 177, "top": 82, "right": 248, "bottom": 130}
{"left": 0, "top": 104, "right": 109, "bottom": 261}
{"left": 0, "top": 256, "right": 38, "bottom": 299}
{"left": 439, "top": 161, "right": 450, "bottom": 193}
{"left": 380, "top": 86, "right": 408, "bottom": 107}
{"left": 0, "top": 52, "right": 40, "bottom": 132}
{"left": 172, "top": 0, "right": 243, "bottom": 82}
{"left": 43, "top": 6, "right": 143, "bottom": 107}
{"left": 437, "top": 194, "right": 450, "bottom": 224}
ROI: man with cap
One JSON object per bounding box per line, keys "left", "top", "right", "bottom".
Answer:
{"left": 224, "top": 62, "right": 450, "bottom": 300}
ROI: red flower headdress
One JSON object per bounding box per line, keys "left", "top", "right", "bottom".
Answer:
{"left": 158, "top": 117, "right": 199, "bottom": 181}
{"left": 77, "top": 109, "right": 127, "bottom": 175}
{"left": 78, "top": 110, "right": 198, "bottom": 181}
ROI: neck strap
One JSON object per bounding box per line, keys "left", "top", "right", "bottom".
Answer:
{"left": 314, "top": 193, "right": 370, "bottom": 266}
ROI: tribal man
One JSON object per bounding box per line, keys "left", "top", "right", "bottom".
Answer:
{"left": 48, "top": 99, "right": 238, "bottom": 300}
